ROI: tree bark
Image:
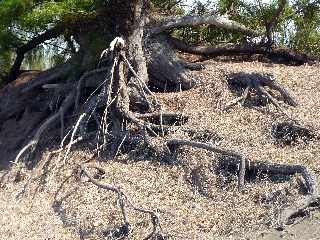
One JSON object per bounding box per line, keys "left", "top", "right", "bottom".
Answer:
{"left": 145, "top": 34, "right": 197, "bottom": 91}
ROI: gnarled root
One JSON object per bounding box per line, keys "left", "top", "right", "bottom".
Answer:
{"left": 14, "top": 92, "right": 75, "bottom": 164}
{"left": 167, "top": 139, "right": 246, "bottom": 191}
{"left": 54, "top": 37, "right": 167, "bottom": 161}
{"left": 224, "top": 72, "right": 297, "bottom": 118}
{"left": 166, "top": 138, "right": 319, "bottom": 227}
{"left": 12, "top": 35, "right": 318, "bottom": 233}
{"left": 80, "top": 163, "right": 164, "bottom": 239}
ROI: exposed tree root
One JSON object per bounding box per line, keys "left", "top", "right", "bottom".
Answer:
{"left": 22, "top": 61, "right": 74, "bottom": 94}
{"left": 7, "top": 28, "right": 318, "bottom": 234}
{"left": 135, "top": 112, "right": 188, "bottom": 126}
{"left": 14, "top": 92, "right": 75, "bottom": 164}
{"left": 49, "top": 37, "right": 171, "bottom": 163}
{"left": 5, "top": 3, "right": 319, "bottom": 232}
{"left": 167, "top": 138, "right": 246, "bottom": 191}
{"left": 145, "top": 34, "right": 197, "bottom": 91}
{"left": 224, "top": 72, "right": 297, "bottom": 118}
{"left": 80, "top": 163, "right": 164, "bottom": 240}
{"left": 166, "top": 138, "right": 319, "bottom": 227}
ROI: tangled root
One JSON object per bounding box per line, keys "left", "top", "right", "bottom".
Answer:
{"left": 224, "top": 72, "right": 297, "bottom": 119}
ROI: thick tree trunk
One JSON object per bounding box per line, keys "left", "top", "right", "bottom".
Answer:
{"left": 106, "top": 0, "right": 149, "bottom": 77}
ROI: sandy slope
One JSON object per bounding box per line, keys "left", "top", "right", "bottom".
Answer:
{"left": 1, "top": 59, "right": 320, "bottom": 239}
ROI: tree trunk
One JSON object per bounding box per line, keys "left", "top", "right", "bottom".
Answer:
{"left": 145, "top": 34, "right": 197, "bottom": 91}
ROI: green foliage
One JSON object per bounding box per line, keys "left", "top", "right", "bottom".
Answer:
{"left": 0, "top": 0, "right": 97, "bottom": 79}
{"left": 21, "top": 0, "right": 96, "bottom": 30}
{"left": 172, "top": 1, "right": 246, "bottom": 45}
{"left": 171, "top": 0, "right": 320, "bottom": 58}
{"left": 1, "top": 0, "right": 320, "bottom": 84}
{"left": 287, "top": 0, "right": 320, "bottom": 56}
{"left": 0, "top": 0, "right": 96, "bottom": 30}
{"left": 151, "top": 0, "right": 185, "bottom": 15}
{"left": 0, "top": 0, "right": 33, "bottom": 27}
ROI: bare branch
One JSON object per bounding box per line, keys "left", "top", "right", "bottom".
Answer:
{"left": 151, "top": 15, "right": 261, "bottom": 36}
{"left": 80, "top": 164, "right": 162, "bottom": 239}
{"left": 169, "top": 36, "right": 316, "bottom": 65}
{"left": 6, "top": 25, "right": 65, "bottom": 83}
{"left": 169, "top": 37, "right": 262, "bottom": 55}
{"left": 265, "top": 0, "right": 288, "bottom": 47}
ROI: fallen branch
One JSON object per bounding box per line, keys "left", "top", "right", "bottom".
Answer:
{"left": 80, "top": 164, "right": 163, "bottom": 239}
{"left": 169, "top": 37, "right": 316, "bottom": 65}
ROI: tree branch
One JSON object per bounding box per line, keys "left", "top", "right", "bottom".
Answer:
{"left": 6, "top": 25, "right": 65, "bottom": 83}
{"left": 169, "top": 36, "right": 264, "bottom": 56}
{"left": 265, "top": 0, "right": 288, "bottom": 47}
{"left": 151, "top": 15, "right": 261, "bottom": 36}
{"left": 169, "top": 36, "right": 316, "bottom": 64}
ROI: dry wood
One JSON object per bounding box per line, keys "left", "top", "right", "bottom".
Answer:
{"left": 80, "top": 163, "right": 162, "bottom": 239}
{"left": 169, "top": 36, "right": 316, "bottom": 65}
{"left": 145, "top": 34, "right": 197, "bottom": 91}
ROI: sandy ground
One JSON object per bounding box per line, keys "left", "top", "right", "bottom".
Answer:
{"left": 1, "top": 58, "right": 320, "bottom": 239}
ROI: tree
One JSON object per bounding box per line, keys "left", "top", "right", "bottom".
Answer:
{"left": 0, "top": 0, "right": 319, "bottom": 237}
{"left": 0, "top": 0, "right": 262, "bottom": 148}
